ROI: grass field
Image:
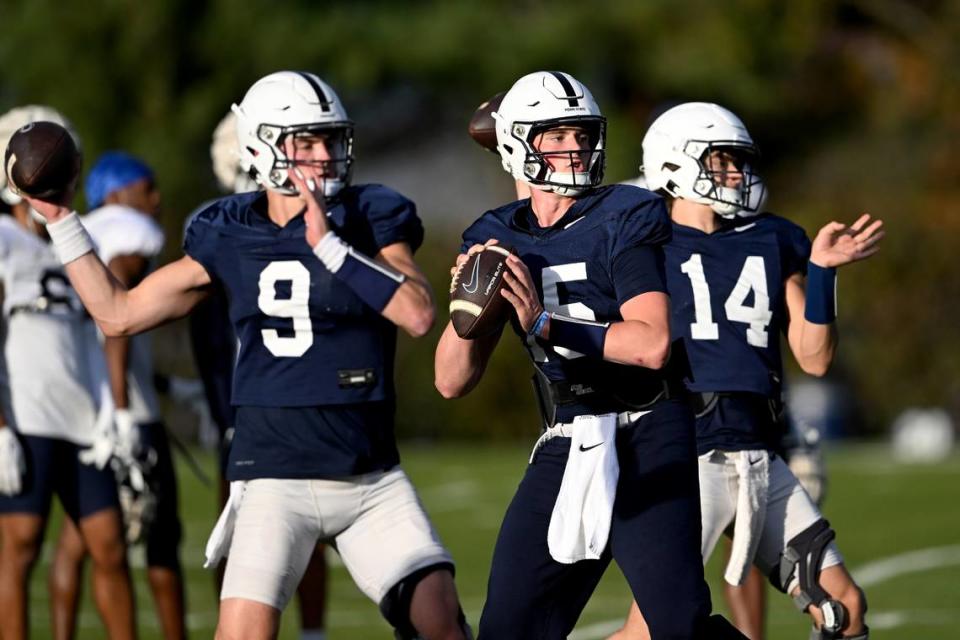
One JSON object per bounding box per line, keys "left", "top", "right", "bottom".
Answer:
{"left": 30, "top": 441, "right": 960, "bottom": 639}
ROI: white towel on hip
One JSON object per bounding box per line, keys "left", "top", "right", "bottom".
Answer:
{"left": 547, "top": 413, "right": 619, "bottom": 564}
{"left": 724, "top": 449, "right": 770, "bottom": 585}
{"left": 204, "top": 480, "right": 247, "bottom": 569}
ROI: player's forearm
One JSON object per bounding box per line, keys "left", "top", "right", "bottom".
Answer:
{"left": 382, "top": 276, "right": 436, "bottom": 338}
{"left": 604, "top": 319, "right": 671, "bottom": 369}
{"left": 64, "top": 253, "right": 137, "bottom": 335}
{"left": 791, "top": 321, "right": 836, "bottom": 377}
{"left": 434, "top": 322, "right": 498, "bottom": 398}
{"left": 103, "top": 335, "right": 131, "bottom": 408}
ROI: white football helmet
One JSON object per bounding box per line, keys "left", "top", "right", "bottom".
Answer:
{"left": 0, "top": 105, "right": 81, "bottom": 206}
{"left": 232, "top": 71, "right": 353, "bottom": 197}
{"left": 642, "top": 102, "right": 766, "bottom": 218}
{"left": 493, "top": 71, "right": 606, "bottom": 196}
{"left": 210, "top": 111, "right": 259, "bottom": 194}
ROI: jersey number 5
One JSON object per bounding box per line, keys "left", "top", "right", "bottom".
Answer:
{"left": 258, "top": 261, "right": 312, "bottom": 357}
{"left": 680, "top": 254, "right": 773, "bottom": 347}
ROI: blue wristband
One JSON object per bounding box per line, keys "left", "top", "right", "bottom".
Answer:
{"left": 547, "top": 313, "right": 609, "bottom": 358}
{"left": 314, "top": 231, "right": 405, "bottom": 312}
{"left": 804, "top": 262, "right": 837, "bottom": 324}
{"left": 529, "top": 310, "right": 550, "bottom": 338}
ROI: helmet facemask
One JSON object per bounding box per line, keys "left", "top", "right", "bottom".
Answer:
{"left": 251, "top": 122, "right": 354, "bottom": 198}
{"left": 504, "top": 116, "right": 606, "bottom": 197}
{"left": 686, "top": 142, "right": 764, "bottom": 218}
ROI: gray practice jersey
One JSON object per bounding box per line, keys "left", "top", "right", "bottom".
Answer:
{"left": 84, "top": 205, "right": 165, "bottom": 425}
{"left": 0, "top": 215, "right": 108, "bottom": 444}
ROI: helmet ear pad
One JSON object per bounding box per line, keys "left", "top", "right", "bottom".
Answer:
{"left": 232, "top": 71, "right": 354, "bottom": 198}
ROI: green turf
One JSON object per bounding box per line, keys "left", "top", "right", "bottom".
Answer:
{"left": 29, "top": 442, "right": 960, "bottom": 639}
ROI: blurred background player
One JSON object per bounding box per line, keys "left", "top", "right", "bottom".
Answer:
{"left": 608, "top": 102, "right": 882, "bottom": 640}
{"left": 0, "top": 105, "right": 137, "bottom": 640}
{"left": 27, "top": 70, "right": 471, "bottom": 640}
{"left": 201, "top": 111, "right": 329, "bottom": 640}
{"left": 47, "top": 151, "right": 187, "bottom": 639}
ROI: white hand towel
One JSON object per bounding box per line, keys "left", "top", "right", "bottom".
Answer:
{"left": 547, "top": 413, "right": 619, "bottom": 564}
{"left": 204, "top": 480, "right": 246, "bottom": 569}
{"left": 724, "top": 449, "right": 770, "bottom": 585}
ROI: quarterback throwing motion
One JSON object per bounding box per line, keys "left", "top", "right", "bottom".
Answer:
{"left": 436, "top": 71, "right": 747, "bottom": 640}
{"left": 23, "top": 71, "right": 470, "bottom": 640}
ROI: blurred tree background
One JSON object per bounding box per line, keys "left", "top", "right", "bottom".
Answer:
{"left": 2, "top": 0, "right": 957, "bottom": 441}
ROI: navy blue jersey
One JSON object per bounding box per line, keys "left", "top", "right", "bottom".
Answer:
{"left": 663, "top": 213, "right": 811, "bottom": 452}
{"left": 183, "top": 184, "right": 422, "bottom": 479}
{"left": 462, "top": 185, "right": 672, "bottom": 423}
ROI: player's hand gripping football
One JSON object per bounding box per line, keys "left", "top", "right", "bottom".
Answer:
{"left": 810, "top": 213, "right": 884, "bottom": 268}
{"left": 501, "top": 253, "right": 544, "bottom": 333}
{"left": 288, "top": 167, "right": 330, "bottom": 248}
{"left": 449, "top": 239, "right": 499, "bottom": 292}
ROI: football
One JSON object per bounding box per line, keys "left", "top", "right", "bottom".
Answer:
{"left": 4, "top": 121, "right": 82, "bottom": 201}
{"left": 467, "top": 91, "right": 505, "bottom": 153}
{"left": 450, "top": 244, "right": 514, "bottom": 339}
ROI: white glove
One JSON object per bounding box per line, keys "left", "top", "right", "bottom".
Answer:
{"left": 788, "top": 448, "right": 827, "bottom": 506}
{"left": 0, "top": 428, "right": 25, "bottom": 496}
{"left": 112, "top": 409, "right": 140, "bottom": 463}
{"left": 79, "top": 408, "right": 140, "bottom": 469}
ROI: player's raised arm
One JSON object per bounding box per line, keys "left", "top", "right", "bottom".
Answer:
{"left": 291, "top": 168, "right": 435, "bottom": 338}
{"left": 785, "top": 213, "right": 884, "bottom": 376}
{"left": 22, "top": 197, "right": 211, "bottom": 336}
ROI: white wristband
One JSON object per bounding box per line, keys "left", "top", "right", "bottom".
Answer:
{"left": 313, "top": 230, "right": 349, "bottom": 273}
{"left": 45, "top": 212, "right": 94, "bottom": 264}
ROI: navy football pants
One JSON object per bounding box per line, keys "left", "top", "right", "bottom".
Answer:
{"left": 478, "top": 399, "right": 712, "bottom": 639}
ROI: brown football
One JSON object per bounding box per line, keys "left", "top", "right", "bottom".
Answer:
{"left": 467, "top": 91, "right": 505, "bottom": 153}
{"left": 450, "top": 244, "right": 515, "bottom": 339}
{"left": 4, "top": 121, "right": 81, "bottom": 201}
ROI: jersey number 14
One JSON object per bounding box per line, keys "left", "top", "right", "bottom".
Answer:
{"left": 679, "top": 254, "right": 773, "bottom": 348}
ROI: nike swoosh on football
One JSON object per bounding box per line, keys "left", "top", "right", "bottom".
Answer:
{"left": 460, "top": 257, "right": 482, "bottom": 294}
{"left": 579, "top": 442, "right": 603, "bottom": 452}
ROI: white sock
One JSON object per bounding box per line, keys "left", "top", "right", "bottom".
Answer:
{"left": 300, "top": 630, "right": 326, "bottom": 640}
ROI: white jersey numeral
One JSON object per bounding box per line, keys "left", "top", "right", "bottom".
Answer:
{"left": 258, "top": 260, "right": 313, "bottom": 357}
{"left": 679, "top": 254, "right": 719, "bottom": 340}
{"left": 680, "top": 254, "right": 772, "bottom": 348}
{"left": 528, "top": 262, "right": 597, "bottom": 362}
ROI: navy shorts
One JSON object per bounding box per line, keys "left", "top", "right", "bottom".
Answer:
{"left": 478, "top": 398, "right": 713, "bottom": 639}
{"left": 139, "top": 422, "right": 183, "bottom": 570}
{"left": 0, "top": 433, "right": 119, "bottom": 523}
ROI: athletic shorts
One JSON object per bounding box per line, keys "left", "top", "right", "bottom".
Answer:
{"left": 221, "top": 468, "right": 453, "bottom": 610}
{"left": 699, "top": 449, "right": 843, "bottom": 592}
{"left": 139, "top": 422, "right": 182, "bottom": 570}
{"left": 0, "top": 433, "right": 119, "bottom": 522}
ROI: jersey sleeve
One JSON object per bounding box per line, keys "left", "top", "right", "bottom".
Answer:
{"left": 780, "top": 219, "right": 812, "bottom": 277}
{"left": 182, "top": 207, "right": 221, "bottom": 280}
{"left": 360, "top": 185, "right": 424, "bottom": 253}
{"left": 610, "top": 191, "right": 672, "bottom": 301}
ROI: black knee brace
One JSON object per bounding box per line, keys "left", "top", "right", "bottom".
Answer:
{"left": 379, "top": 562, "right": 472, "bottom": 640}
{"left": 771, "top": 519, "right": 847, "bottom": 638}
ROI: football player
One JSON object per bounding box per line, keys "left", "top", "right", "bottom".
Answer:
{"left": 607, "top": 103, "right": 881, "bottom": 640}
{"left": 199, "top": 111, "right": 330, "bottom": 640}
{"left": 435, "top": 71, "right": 747, "bottom": 640}
{"left": 24, "top": 70, "right": 471, "bottom": 640}
{"left": 47, "top": 150, "right": 187, "bottom": 640}
{"left": 0, "top": 106, "right": 136, "bottom": 640}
